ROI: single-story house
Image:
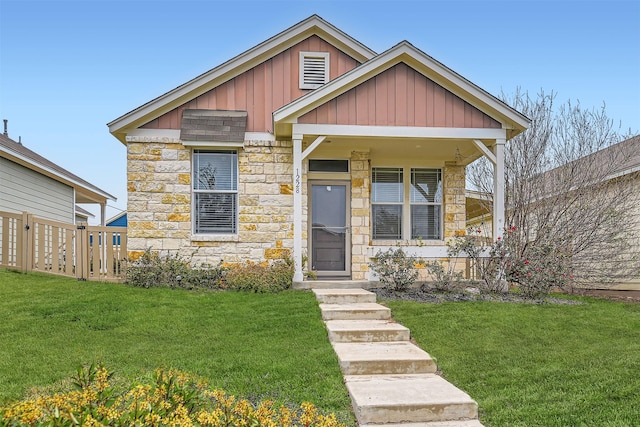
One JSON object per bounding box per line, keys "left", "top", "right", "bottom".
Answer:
{"left": 1, "top": 126, "right": 116, "bottom": 225}
{"left": 108, "top": 15, "right": 530, "bottom": 282}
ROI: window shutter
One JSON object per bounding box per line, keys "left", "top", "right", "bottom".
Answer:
{"left": 300, "top": 52, "right": 329, "bottom": 89}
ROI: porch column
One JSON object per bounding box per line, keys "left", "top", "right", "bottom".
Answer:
{"left": 292, "top": 134, "right": 304, "bottom": 282}
{"left": 493, "top": 138, "right": 506, "bottom": 239}
{"left": 100, "top": 202, "right": 106, "bottom": 226}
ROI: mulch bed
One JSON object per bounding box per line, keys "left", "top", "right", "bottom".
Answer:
{"left": 370, "top": 287, "right": 583, "bottom": 305}
{"left": 371, "top": 286, "right": 640, "bottom": 304}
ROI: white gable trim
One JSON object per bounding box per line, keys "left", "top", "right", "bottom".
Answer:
{"left": 108, "top": 15, "right": 376, "bottom": 143}
{"left": 275, "top": 42, "right": 530, "bottom": 137}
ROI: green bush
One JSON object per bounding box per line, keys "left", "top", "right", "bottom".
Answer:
{"left": 224, "top": 259, "right": 294, "bottom": 293}
{"left": 126, "top": 249, "right": 225, "bottom": 290}
{"left": 369, "top": 247, "right": 421, "bottom": 291}
{"left": 1, "top": 363, "right": 345, "bottom": 426}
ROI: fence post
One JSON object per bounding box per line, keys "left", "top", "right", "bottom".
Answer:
{"left": 75, "top": 223, "right": 89, "bottom": 280}
{"left": 20, "top": 212, "right": 34, "bottom": 273}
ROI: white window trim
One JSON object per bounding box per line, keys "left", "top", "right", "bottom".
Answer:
{"left": 191, "top": 149, "right": 239, "bottom": 236}
{"left": 299, "top": 51, "right": 330, "bottom": 89}
{"left": 372, "top": 166, "right": 444, "bottom": 242}
{"left": 372, "top": 167, "right": 404, "bottom": 240}
{"left": 409, "top": 168, "right": 443, "bottom": 240}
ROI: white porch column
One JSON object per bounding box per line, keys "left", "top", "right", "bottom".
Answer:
{"left": 292, "top": 134, "right": 303, "bottom": 282}
{"left": 493, "top": 138, "right": 506, "bottom": 239}
{"left": 100, "top": 202, "right": 106, "bottom": 226}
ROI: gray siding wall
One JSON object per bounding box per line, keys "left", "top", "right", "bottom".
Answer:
{"left": 0, "top": 157, "right": 74, "bottom": 223}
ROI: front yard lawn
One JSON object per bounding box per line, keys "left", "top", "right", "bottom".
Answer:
{"left": 0, "top": 270, "right": 352, "bottom": 422}
{"left": 385, "top": 297, "right": 640, "bottom": 427}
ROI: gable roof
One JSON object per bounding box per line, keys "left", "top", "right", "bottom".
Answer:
{"left": 75, "top": 205, "right": 95, "bottom": 219}
{"left": 108, "top": 15, "right": 376, "bottom": 144}
{"left": 537, "top": 134, "right": 640, "bottom": 193}
{"left": 106, "top": 210, "right": 127, "bottom": 226}
{"left": 0, "top": 133, "right": 116, "bottom": 204}
{"left": 273, "top": 41, "right": 530, "bottom": 139}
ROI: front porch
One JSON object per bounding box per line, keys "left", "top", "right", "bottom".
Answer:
{"left": 270, "top": 42, "right": 527, "bottom": 283}
{"left": 287, "top": 124, "right": 508, "bottom": 282}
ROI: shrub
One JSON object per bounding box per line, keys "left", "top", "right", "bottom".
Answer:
{"left": 224, "top": 259, "right": 294, "bottom": 293}
{"left": 424, "top": 260, "right": 464, "bottom": 292}
{"left": 506, "top": 241, "right": 572, "bottom": 298}
{"left": 369, "top": 247, "right": 421, "bottom": 291}
{"left": 126, "top": 249, "right": 225, "bottom": 290}
{"left": 1, "top": 363, "right": 345, "bottom": 426}
{"left": 447, "top": 229, "right": 509, "bottom": 293}
{"left": 447, "top": 227, "right": 574, "bottom": 297}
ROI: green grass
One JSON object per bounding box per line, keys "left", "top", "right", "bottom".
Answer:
{"left": 0, "top": 270, "right": 352, "bottom": 422}
{"left": 385, "top": 297, "right": 640, "bottom": 427}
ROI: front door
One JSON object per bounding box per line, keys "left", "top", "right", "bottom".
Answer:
{"left": 309, "top": 181, "right": 351, "bottom": 278}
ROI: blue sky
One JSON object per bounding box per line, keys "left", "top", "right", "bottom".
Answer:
{"left": 1, "top": 0, "right": 639, "bottom": 223}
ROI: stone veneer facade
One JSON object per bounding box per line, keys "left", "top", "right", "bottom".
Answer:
{"left": 127, "top": 138, "right": 295, "bottom": 265}
{"left": 350, "top": 151, "right": 371, "bottom": 280}
{"left": 126, "top": 138, "right": 468, "bottom": 279}
{"left": 443, "top": 162, "right": 467, "bottom": 238}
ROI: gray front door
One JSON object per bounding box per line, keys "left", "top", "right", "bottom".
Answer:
{"left": 309, "top": 181, "right": 351, "bottom": 277}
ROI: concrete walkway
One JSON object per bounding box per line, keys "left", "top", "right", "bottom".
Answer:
{"left": 313, "top": 288, "right": 484, "bottom": 427}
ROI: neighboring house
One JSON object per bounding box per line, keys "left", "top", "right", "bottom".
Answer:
{"left": 75, "top": 205, "right": 95, "bottom": 224}
{"left": 106, "top": 211, "right": 128, "bottom": 227}
{"left": 465, "top": 134, "right": 640, "bottom": 284}
{"left": 108, "top": 15, "right": 530, "bottom": 282}
{"left": 0, "top": 129, "right": 116, "bottom": 225}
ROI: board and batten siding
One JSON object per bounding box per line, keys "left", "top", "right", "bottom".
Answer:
{"left": 0, "top": 157, "right": 75, "bottom": 223}
{"left": 141, "top": 35, "right": 360, "bottom": 133}
{"left": 299, "top": 62, "right": 501, "bottom": 128}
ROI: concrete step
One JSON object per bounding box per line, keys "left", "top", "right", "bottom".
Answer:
{"left": 360, "top": 421, "right": 484, "bottom": 427}
{"left": 319, "top": 303, "right": 391, "bottom": 321}
{"left": 325, "top": 320, "right": 410, "bottom": 343}
{"left": 313, "top": 288, "right": 377, "bottom": 304}
{"left": 293, "top": 280, "right": 371, "bottom": 290}
{"left": 345, "top": 374, "right": 478, "bottom": 425}
{"left": 333, "top": 342, "right": 437, "bottom": 375}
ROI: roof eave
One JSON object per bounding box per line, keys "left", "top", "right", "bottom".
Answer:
{"left": 1, "top": 145, "right": 116, "bottom": 202}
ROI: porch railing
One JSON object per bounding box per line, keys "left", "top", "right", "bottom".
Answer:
{"left": 0, "top": 210, "right": 127, "bottom": 282}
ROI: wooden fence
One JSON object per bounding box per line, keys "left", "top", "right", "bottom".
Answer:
{"left": 0, "top": 210, "right": 127, "bottom": 282}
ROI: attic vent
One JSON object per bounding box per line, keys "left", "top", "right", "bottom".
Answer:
{"left": 299, "top": 51, "right": 330, "bottom": 89}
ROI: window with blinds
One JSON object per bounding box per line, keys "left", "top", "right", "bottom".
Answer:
{"left": 193, "top": 150, "right": 238, "bottom": 234}
{"left": 299, "top": 52, "right": 330, "bottom": 89}
{"left": 371, "top": 167, "right": 443, "bottom": 240}
{"left": 410, "top": 168, "right": 442, "bottom": 239}
{"left": 372, "top": 168, "right": 403, "bottom": 239}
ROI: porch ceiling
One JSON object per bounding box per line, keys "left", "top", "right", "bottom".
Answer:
{"left": 301, "top": 134, "right": 490, "bottom": 165}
